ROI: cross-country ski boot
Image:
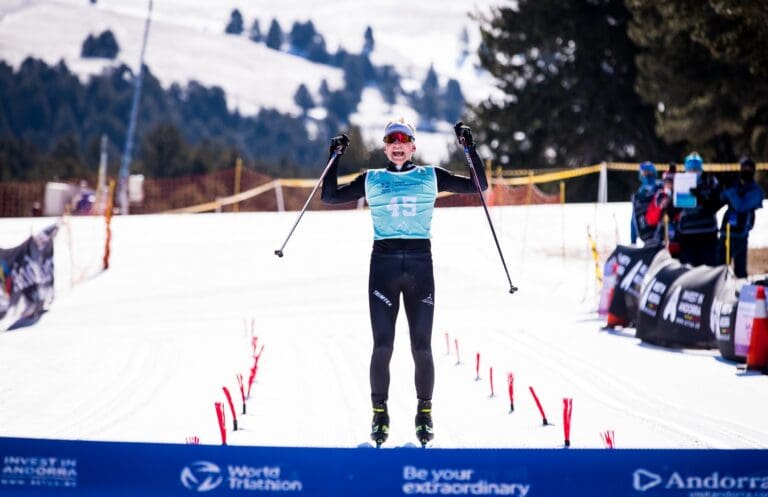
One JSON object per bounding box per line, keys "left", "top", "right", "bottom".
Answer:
{"left": 415, "top": 399, "right": 434, "bottom": 447}
{"left": 370, "top": 401, "right": 389, "bottom": 447}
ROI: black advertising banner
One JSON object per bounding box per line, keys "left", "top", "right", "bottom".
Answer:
{"left": 637, "top": 253, "right": 730, "bottom": 348}
{"left": 711, "top": 278, "right": 741, "bottom": 362}
{"left": 637, "top": 251, "right": 690, "bottom": 328}
{"left": 0, "top": 224, "right": 58, "bottom": 331}
{"left": 607, "top": 243, "right": 664, "bottom": 326}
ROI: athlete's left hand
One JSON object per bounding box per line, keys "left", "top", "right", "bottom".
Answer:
{"left": 454, "top": 122, "right": 473, "bottom": 147}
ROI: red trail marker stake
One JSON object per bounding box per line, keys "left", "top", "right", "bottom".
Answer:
{"left": 475, "top": 353, "right": 481, "bottom": 380}
{"left": 185, "top": 436, "right": 199, "bottom": 445}
{"left": 236, "top": 374, "right": 246, "bottom": 414}
{"left": 247, "top": 364, "right": 258, "bottom": 398}
{"left": 247, "top": 347, "right": 264, "bottom": 398}
{"left": 507, "top": 373, "right": 515, "bottom": 412}
{"left": 562, "top": 398, "right": 573, "bottom": 447}
{"left": 528, "top": 386, "right": 549, "bottom": 425}
{"left": 453, "top": 338, "right": 461, "bottom": 366}
{"left": 454, "top": 338, "right": 461, "bottom": 365}
{"left": 214, "top": 402, "right": 227, "bottom": 445}
{"left": 489, "top": 367, "right": 495, "bottom": 397}
{"left": 601, "top": 430, "right": 615, "bottom": 449}
{"left": 222, "top": 386, "right": 239, "bottom": 431}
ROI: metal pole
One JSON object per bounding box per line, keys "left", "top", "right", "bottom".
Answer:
{"left": 117, "top": 0, "right": 153, "bottom": 215}
{"left": 274, "top": 152, "right": 339, "bottom": 257}
{"left": 460, "top": 142, "right": 517, "bottom": 294}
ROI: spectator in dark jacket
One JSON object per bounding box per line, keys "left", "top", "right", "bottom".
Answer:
{"left": 676, "top": 152, "right": 723, "bottom": 267}
{"left": 630, "top": 161, "right": 660, "bottom": 245}
{"left": 646, "top": 169, "right": 681, "bottom": 256}
{"left": 717, "top": 156, "right": 764, "bottom": 277}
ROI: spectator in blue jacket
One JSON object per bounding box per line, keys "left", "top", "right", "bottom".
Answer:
{"left": 717, "top": 157, "right": 764, "bottom": 277}
{"left": 630, "top": 161, "right": 660, "bottom": 245}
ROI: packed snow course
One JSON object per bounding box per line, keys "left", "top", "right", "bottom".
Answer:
{"left": 1, "top": 202, "right": 767, "bottom": 449}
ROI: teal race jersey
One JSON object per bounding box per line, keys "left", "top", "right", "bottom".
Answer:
{"left": 365, "top": 166, "right": 438, "bottom": 240}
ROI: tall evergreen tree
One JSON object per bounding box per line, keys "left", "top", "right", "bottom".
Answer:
{"left": 265, "top": 19, "right": 284, "bottom": 50}
{"left": 363, "top": 26, "right": 375, "bottom": 54}
{"left": 418, "top": 65, "right": 441, "bottom": 124}
{"left": 225, "top": 9, "right": 244, "bottom": 35}
{"left": 138, "top": 123, "right": 190, "bottom": 178}
{"left": 289, "top": 20, "right": 317, "bottom": 53}
{"left": 443, "top": 79, "right": 464, "bottom": 123}
{"left": 249, "top": 19, "right": 262, "bottom": 42}
{"left": 81, "top": 30, "right": 119, "bottom": 59}
{"left": 293, "top": 83, "right": 314, "bottom": 114}
{"left": 626, "top": 0, "right": 768, "bottom": 160}
{"left": 474, "top": 0, "right": 671, "bottom": 169}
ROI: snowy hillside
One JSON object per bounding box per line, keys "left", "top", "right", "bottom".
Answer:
{"left": 1, "top": 203, "right": 767, "bottom": 449}
{"left": 0, "top": 0, "right": 503, "bottom": 163}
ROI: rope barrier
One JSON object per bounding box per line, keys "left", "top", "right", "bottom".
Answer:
{"left": 150, "top": 161, "right": 768, "bottom": 214}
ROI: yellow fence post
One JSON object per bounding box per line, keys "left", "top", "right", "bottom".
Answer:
{"left": 233, "top": 158, "right": 243, "bottom": 213}
{"left": 526, "top": 170, "right": 534, "bottom": 205}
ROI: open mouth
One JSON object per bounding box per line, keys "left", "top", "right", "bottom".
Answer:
{"left": 391, "top": 149, "right": 406, "bottom": 160}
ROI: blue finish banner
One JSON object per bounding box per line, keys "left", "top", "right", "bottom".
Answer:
{"left": 2, "top": 437, "right": 768, "bottom": 496}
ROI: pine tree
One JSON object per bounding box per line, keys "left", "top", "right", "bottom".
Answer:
{"left": 418, "top": 65, "right": 441, "bottom": 125}
{"left": 474, "top": 0, "right": 670, "bottom": 170}
{"left": 294, "top": 84, "right": 314, "bottom": 114}
{"left": 225, "top": 9, "right": 244, "bottom": 35}
{"left": 265, "top": 19, "right": 284, "bottom": 50}
{"left": 289, "top": 20, "right": 316, "bottom": 53}
{"left": 443, "top": 79, "right": 464, "bottom": 123}
{"left": 626, "top": 0, "right": 768, "bottom": 160}
{"left": 81, "top": 30, "right": 119, "bottom": 59}
{"left": 363, "top": 26, "right": 374, "bottom": 54}
{"left": 249, "top": 19, "right": 262, "bottom": 42}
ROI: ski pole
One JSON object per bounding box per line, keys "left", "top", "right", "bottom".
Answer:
{"left": 274, "top": 150, "right": 339, "bottom": 257}
{"left": 460, "top": 140, "right": 518, "bottom": 294}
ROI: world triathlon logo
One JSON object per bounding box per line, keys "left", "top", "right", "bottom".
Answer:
{"left": 180, "top": 461, "right": 223, "bottom": 492}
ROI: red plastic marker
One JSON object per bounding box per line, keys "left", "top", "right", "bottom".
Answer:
{"left": 454, "top": 338, "right": 461, "bottom": 365}
{"left": 185, "top": 436, "right": 199, "bottom": 445}
{"left": 529, "top": 386, "right": 549, "bottom": 425}
{"left": 601, "top": 430, "right": 615, "bottom": 449}
{"left": 222, "top": 386, "right": 238, "bottom": 431}
{"left": 214, "top": 402, "right": 227, "bottom": 445}
{"left": 247, "top": 364, "right": 258, "bottom": 398}
{"left": 563, "top": 398, "right": 573, "bottom": 447}
{"left": 507, "top": 373, "right": 515, "bottom": 412}
{"left": 475, "top": 353, "right": 481, "bottom": 381}
{"left": 489, "top": 367, "right": 495, "bottom": 397}
{"left": 236, "top": 374, "right": 246, "bottom": 414}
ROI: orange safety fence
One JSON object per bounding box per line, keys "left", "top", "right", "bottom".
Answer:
{"left": 4, "top": 160, "right": 764, "bottom": 217}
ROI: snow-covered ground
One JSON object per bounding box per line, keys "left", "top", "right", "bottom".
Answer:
{"left": 1, "top": 202, "right": 767, "bottom": 449}
{"left": 0, "top": 0, "right": 503, "bottom": 163}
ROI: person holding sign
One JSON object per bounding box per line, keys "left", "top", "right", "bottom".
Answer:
{"left": 675, "top": 152, "right": 723, "bottom": 267}
{"left": 717, "top": 156, "right": 764, "bottom": 277}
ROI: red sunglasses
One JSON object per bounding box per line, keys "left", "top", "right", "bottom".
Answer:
{"left": 383, "top": 132, "right": 414, "bottom": 144}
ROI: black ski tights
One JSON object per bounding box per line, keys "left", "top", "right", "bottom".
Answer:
{"left": 368, "top": 249, "right": 434, "bottom": 404}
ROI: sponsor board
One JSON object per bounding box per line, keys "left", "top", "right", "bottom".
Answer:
{"left": 2, "top": 437, "right": 768, "bottom": 497}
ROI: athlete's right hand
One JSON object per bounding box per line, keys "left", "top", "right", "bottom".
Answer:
{"left": 330, "top": 134, "right": 350, "bottom": 155}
